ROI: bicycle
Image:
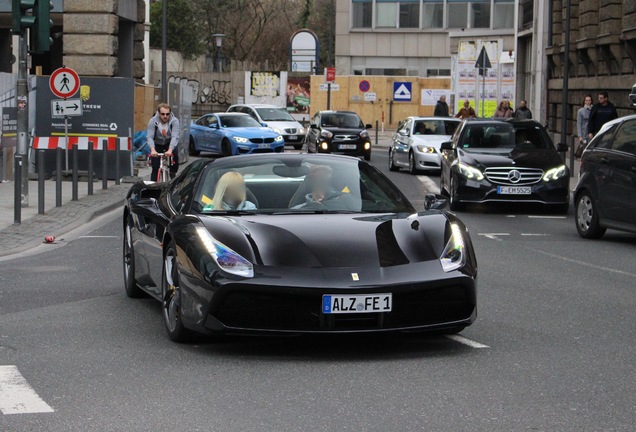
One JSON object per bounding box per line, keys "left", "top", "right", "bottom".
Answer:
{"left": 149, "top": 153, "right": 173, "bottom": 182}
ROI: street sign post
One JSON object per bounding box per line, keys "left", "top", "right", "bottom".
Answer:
{"left": 474, "top": 46, "right": 492, "bottom": 117}
{"left": 51, "top": 98, "right": 83, "bottom": 117}
{"left": 49, "top": 66, "right": 81, "bottom": 170}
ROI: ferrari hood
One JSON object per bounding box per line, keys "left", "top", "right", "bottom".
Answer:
{"left": 200, "top": 213, "right": 449, "bottom": 269}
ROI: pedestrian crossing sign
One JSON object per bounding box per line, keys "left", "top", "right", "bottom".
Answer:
{"left": 393, "top": 82, "right": 412, "bottom": 101}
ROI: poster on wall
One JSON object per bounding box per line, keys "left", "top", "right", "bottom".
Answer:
{"left": 286, "top": 77, "right": 311, "bottom": 114}
{"left": 250, "top": 72, "right": 281, "bottom": 97}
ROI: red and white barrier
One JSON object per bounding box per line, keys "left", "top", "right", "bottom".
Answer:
{"left": 33, "top": 136, "right": 131, "bottom": 151}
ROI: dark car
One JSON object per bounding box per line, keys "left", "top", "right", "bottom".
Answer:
{"left": 123, "top": 154, "right": 477, "bottom": 342}
{"left": 304, "top": 110, "right": 373, "bottom": 160}
{"left": 574, "top": 115, "right": 636, "bottom": 239}
{"left": 440, "top": 119, "right": 570, "bottom": 212}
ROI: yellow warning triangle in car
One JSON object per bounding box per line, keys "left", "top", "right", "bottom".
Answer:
{"left": 341, "top": 186, "right": 350, "bottom": 193}
{"left": 201, "top": 194, "right": 213, "bottom": 205}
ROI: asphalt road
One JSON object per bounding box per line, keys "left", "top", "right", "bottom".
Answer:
{"left": 1, "top": 150, "right": 636, "bottom": 431}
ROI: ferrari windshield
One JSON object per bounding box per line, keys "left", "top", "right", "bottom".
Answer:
{"left": 460, "top": 122, "right": 554, "bottom": 150}
{"left": 192, "top": 156, "right": 415, "bottom": 214}
{"left": 256, "top": 108, "right": 295, "bottom": 122}
{"left": 219, "top": 115, "right": 262, "bottom": 128}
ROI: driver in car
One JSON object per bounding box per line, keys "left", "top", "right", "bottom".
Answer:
{"left": 293, "top": 165, "right": 337, "bottom": 208}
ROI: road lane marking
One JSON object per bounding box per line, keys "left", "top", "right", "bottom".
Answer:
{"left": 416, "top": 176, "right": 440, "bottom": 194}
{"left": 0, "top": 366, "right": 54, "bottom": 415}
{"left": 506, "top": 215, "right": 516, "bottom": 218}
{"left": 527, "top": 215, "right": 566, "bottom": 219}
{"left": 446, "top": 335, "right": 490, "bottom": 349}
{"left": 526, "top": 247, "right": 636, "bottom": 278}
{"left": 478, "top": 233, "right": 510, "bottom": 240}
{"left": 520, "top": 233, "right": 550, "bottom": 237}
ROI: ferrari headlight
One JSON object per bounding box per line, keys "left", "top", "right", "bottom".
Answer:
{"left": 416, "top": 145, "right": 436, "bottom": 154}
{"left": 321, "top": 130, "right": 333, "bottom": 139}
{"left": 543, "top": 165, "right": 567, "bottom": 181}
{"left": 233, "top": 136, "right": 249, "bottom": 143}
{"left": 440, "top": 223, "right": 466, "bottom": 273}
{"left": 274, "top": 135, "right": 284, "bottom": 142}
{"left": 196, "top": 227, "right": 254, "bottom": 278}
{"left": 457, "top": 162, "right": 484, "bottom": 181}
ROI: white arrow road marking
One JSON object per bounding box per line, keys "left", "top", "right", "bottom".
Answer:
{"left": 478, "top": 233, "right": 510, "bottom": 240}
{"left": 0, "top": 366, "right": 54, "bottom": 415}
{"left": 416, "top": 176, "right": 441, "bottom": 194}
{"left": 446, "top": 335, "right": 490, "bottom": 349}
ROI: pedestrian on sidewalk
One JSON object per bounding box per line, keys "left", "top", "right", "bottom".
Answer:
{"left": 434, "top": 95, "right": 450, "bottom": 117}
{"left": 575, "top": 94, "right": 593, "bottom": 158}
{"left": 587, "top": 91, "right": 618, "bottom": 140}
{"left": 147, "top": 103, "right": 180, "bottom": 181}
{"left": 514, "top": 99, "right": 532, "bottom": 119}
{"left": 455, "top": 100, "right": 476, "bottom": 119}
{"left": 493, "top": 100, "right": 513, "bottom": 118}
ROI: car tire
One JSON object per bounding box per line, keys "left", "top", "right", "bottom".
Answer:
{"left": 388, "top": 149, "right": 399, "bottom": 171}
{"left": 162, "top": 244, "right": 195, "bottom": 343}
{"left": 408, "top": 151, "right": 418, "bottom": 175}
{"left": 449, "top": 175, "right": 465, "bottom": 211}
{"left": 123, "top": 215, "right": 145, "bottom": 298}
{"left": 188, "top": 137, "right": 200, "bottom": 156}
{"left": 439, "top": 172, "right": 449, "bottom": 197}
{"left": 221, "top": 139, "right": 232, "bottom": 157}
{"left": 575, "top": 191, "right": 606, "bottom": 239}
{"left": 364, "top": 152, "right": 371, "bottom": 161}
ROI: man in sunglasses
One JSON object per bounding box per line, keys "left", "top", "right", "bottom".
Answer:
{"left": 146, "top": 103, "right": 181, "bottom": 180}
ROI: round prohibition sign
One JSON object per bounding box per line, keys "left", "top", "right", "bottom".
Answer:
{"left": 359, "top": 80, "right": 371, "bottom": 93}
{"left": 49, "top": 67, "right": 80, "bottom": 99}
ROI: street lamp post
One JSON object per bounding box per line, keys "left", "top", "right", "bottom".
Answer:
{"left": 212, "top": 34, "right": 225, "bottom": 73}
{"left": 161, "top": 0, "right": 167, "bottom": 103}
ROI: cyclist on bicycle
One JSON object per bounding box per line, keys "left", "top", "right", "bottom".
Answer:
{"left": 147, "top": 103, "right": 180, "bottom": 180}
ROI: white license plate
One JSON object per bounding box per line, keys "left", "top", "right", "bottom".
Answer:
{"left": 339, "top": 144, "right": 357, "bottom": 150}
{"left": 257, "top": 143, "right": 271, "bottom": 149}
{"left": 322, "top": 294, "right": 392, "bottom": 314}
{"left": 497, "top": 186, "right": 531, "bottom": 195}
{"left": 288, "top": 135, "right": 298, "bottom": 140}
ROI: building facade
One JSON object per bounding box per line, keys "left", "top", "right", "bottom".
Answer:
{"left": 335, "top": 0, "right": 516, "bottom": 77}
{"left": 546, "top": 0, "right": 636, "bottom": 138}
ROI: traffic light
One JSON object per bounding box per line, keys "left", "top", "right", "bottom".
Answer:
{"left": 31, "top": 0, "right": 54, "bottom": 52}
{"left": 11, "top": 0, "right": 36, "bottom": 34}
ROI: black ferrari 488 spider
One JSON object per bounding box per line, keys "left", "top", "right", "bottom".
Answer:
{"left": 123, "top": 154, "right": 477, "bottom": 342}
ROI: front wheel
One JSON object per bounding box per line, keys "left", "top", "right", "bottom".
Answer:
{"left": 449, "top": 175, "right": 465, "bottom": 211}
{"left": 162, "top": 244, "right": 194, "bottom": 342}
{"left": 575, "top": 191, "right": 606, "bottom": 239}
{"left": 221, "top": 139, "right": 232, "bottom": 157}
{"left": 189, "top": 137, "right": 200, "bottom": 156}
{"left": 388, "top": 149, "right": 399, "bottom": 171}
{"left": 123, "top": 216, "right": 144, "bottom": 298}
{"left": 408, "top": 151, "right": 418, "bottom": 175}
{"left": 364, "top": 152, "right": 371, "bottom": 161}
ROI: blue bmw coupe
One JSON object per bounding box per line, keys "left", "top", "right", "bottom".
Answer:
{"left": 189, "top": 113, "right": 284, "bottom": 156}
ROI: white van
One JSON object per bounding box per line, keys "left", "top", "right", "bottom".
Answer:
{"left": 227, "top": 104, "right": 306, "bottom": 149}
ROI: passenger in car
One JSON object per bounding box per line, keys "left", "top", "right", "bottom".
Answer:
{"left": 209, "top": 172, "right": 257, "bottom": 211}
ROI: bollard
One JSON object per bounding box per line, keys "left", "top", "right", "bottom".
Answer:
{"left": 14, "top": 155, "right": 22, "bottom": 225}
{"left": 56, "top": 147, "right": 62, "bottom": 207}
{"left": 115, "top": 138, "right": 121, "bottom": 185}
{"left": 87, "top": 140, "right": 94, "bottom": 195}
{"left": 375, "top": 120, "right": 379, "bottom": 146}
{"left": 38, "top": 150, "right": 45, "bottom": 214}
{"left": 72, "top": 143, "right": 78, "bottom": 201}
{"left": 102, "top": 139, "right": 108, "bottom": 190}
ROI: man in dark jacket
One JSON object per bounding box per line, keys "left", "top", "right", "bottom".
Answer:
{"left": 147, "top": 103, "right": 180, "bottom": 181}
{"left": 513, "top": 99, "right": 532, "bottom": 119}
{"left": 434, "top": 95, "right": 450, "bottom": 117}
{"left": 587, "top": 92, "right": 619, "bottom": 138}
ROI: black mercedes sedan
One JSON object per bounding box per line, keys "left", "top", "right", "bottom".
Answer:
{"left": 440, "top": 119, "right": 570, "bottom": 212}
{"left": 123, "top": 154, "right": 477, "bottom": 342}
{"left": 303, "top": 110, "right": 373, "bottom": 160}
{"left": 574, "top": 114, "right": 636, "bottom": 239}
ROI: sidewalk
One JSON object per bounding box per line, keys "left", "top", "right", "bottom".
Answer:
{"left": 0, "top": 163, "right": 151, "bottom": 258}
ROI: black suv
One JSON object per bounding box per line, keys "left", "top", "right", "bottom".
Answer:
{"left": 304, "top": 110, "right": 372, "bottom": 160}
{"left": 574, "top": 114, "right": 636, "bottom": 239}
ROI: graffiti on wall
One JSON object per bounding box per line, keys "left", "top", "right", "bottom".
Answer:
{"left": 168, "top": 76, "right": 232, "bottom": 105}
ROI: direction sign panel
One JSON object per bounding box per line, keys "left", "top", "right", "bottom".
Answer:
{"left": 319, "top": 83, "right": 340, "bottom": 91}
{"left": 51, "top": 98, "right": 83, "bottom": 117}
{"left": 393, "top": 82, "right": 412, "bottom": 101}
{"left": 49, "top": 67, "right": 80, "bottom": 99}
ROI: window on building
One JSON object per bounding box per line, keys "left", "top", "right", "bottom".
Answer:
{"left": 352, "top": 0, "right": 372, "bottom": 28}
{"left": 520, "top": 0, "right": 533, "bottom": 29}
{"left": 366, "top": 68, "right": 408, "bottom": 75}
{"left": 470, "top": 1, "right": 490, "bottom": 28}
{"left": 399, "top": 1, "right": 420, "bottom": 28}
{"left": 494, "top": 0, "right": 514, "bottom": 29}
{"left": 447, "top": 2, "right": 468, "bottom": 29}
{"left": 422, "top": 0, "right": 444, "bottom": 28}
{"left": 376, "top": 1, "right": 398, "bottom": 28}
{"left": 427, "top": 69, "right": 451, "bottom": 77}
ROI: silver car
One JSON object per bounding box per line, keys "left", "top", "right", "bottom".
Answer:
{"left": 389, "top": 117, "right": 461, "bottom": 174}
{"left": 227, "top": 104, "right": 306, "bottom": 149}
